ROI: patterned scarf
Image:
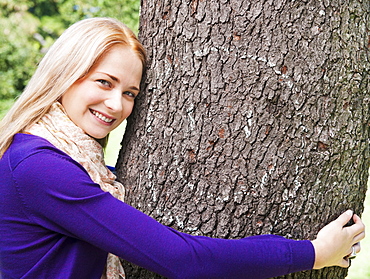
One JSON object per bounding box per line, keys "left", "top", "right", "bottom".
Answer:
{"left": 26, "top": 102, "right": 125, "bottom": 279}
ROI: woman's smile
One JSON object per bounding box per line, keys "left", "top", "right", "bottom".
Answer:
{"left": 90, "top": 109, "right": 115, "bottom": 125}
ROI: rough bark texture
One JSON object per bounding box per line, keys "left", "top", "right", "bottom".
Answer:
{"left": 116, "top": 0, "right": 370, "bottom": 278}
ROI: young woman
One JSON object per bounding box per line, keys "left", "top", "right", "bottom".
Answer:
{"left": 0, "top": 17, "right": 365, "bottom": 279}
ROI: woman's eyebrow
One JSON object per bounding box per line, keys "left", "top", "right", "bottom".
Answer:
{"left": 98, "top": 72, "right": 140, "bottom": 92}
{"left": 98, "top": 72, "right": 120, "bottom": 82}
{"left": 129, "top": 86, "right": 140, "bottom": 92}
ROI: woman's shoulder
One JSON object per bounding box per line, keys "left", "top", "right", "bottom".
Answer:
{"left": 13, "top": 133, "right": 53, "bottom": 148}
{"left": 7, "top": 133, "right": 76, "bottom": 169}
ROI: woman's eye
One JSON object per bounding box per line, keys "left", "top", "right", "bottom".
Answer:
{"left": 123, "top": 91, "right": 136, "bottom": 99}
{"left": 97, "top": 79, "right": 111, "bottom": 87}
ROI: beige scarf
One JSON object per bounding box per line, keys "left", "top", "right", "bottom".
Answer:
{"left": 26, "top": 102, "right": 125, "bottom": 279}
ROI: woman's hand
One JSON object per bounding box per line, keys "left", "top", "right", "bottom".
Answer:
{"left": 311, "top": 210, "right": 365, "bottom": 269}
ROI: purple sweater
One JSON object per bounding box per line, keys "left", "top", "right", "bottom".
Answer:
{"left": 0, "top": 134, "right": 315, "bottom": 278}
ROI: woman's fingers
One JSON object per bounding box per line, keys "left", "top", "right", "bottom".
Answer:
{"left": 347, "top": 214, "right": 365, "bottom": 244}
{"left": 345, "top": 243, "right": 360, "bottom": 258}
{"left": 353, "top": 242, "right": 361, "bottom": 254}
{"left": 336, "top": 210, "right": 354, "bottom": 226}
{"left": 341, "top": 257, "right": 351, "bottom": 268}
{"left": 353, "top": 214, "right": 365, "bottom": 231}
{"left": 341, "top": 242, "right": 361, "bottom": 268}
{"left": 353, "top": 230, "right": 365, "bottom": 243}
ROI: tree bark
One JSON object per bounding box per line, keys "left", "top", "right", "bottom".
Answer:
{"left": 116, "top": 0, "right": 370, "bottom": 278}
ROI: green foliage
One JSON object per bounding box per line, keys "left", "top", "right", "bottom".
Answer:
{"left": 0, "top": 3, "right": 41, "bottom": 99}
{"left": 58, "top": 0, "right": 140, "bottom": 32}
{"left": 0, "top": 0, "right": 140, "bottom": 100}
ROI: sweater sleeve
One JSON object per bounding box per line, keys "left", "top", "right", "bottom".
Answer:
{"left": 12, "top": 149, "right": 315, "bottom": 279}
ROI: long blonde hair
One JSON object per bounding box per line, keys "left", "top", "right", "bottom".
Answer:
{"left": 0, "top": 17, "right": 146, "bottom": 157}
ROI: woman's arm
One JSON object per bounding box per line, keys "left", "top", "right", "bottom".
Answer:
{"left": 12, "top": 149, "right": 313, "bottom": 278}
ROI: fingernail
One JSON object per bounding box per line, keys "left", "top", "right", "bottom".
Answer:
{"left": 345, "top": 210, "right": 353, "bottom": 216}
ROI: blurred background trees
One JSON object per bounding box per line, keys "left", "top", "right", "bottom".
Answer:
{"left": 0, "top": 0, "right": 140, "bottom": 113}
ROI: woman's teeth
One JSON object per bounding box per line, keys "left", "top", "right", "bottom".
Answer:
{"left": 91, "top": 110, "right": 113, "bottom": 123}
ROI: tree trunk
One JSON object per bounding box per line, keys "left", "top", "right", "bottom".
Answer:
{"left": 116, "top": 0, "right": 370, "bottom": 278}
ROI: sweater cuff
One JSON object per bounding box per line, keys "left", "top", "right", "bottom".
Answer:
{"left": 289, "top": 240, "right": 315, "bottom": 274}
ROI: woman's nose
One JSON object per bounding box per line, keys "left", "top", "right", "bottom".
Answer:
{"left": 104, "top": 90, "right": 122, "bottom": 112}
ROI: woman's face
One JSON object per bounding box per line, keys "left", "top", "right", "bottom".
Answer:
{"left": 60, "top": 45, "right": 142, "bottom": 139}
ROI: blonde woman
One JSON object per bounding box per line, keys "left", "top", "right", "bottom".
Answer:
{"left": 0, "top": 17, "right": 365, "bottom": 279}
